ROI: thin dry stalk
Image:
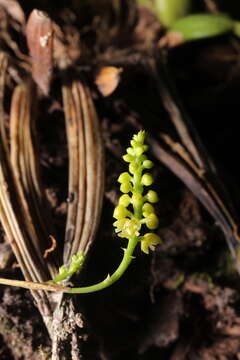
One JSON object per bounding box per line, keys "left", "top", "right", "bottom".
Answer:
{"left": 0, "top": 277, "right": 68, "bottom": 291}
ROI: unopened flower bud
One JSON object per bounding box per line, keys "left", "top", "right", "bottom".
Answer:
{"left": 123, "top": 154, "right": 134, "bottom": 163}
{"left": 141, "top": 173, "right": 153, "bottom": 186}
{"left": 113, "top": 205, "right": 128, "bottom": 219}
{"left": 131, "top": 193, "right": 143, "bottom": 207}
{"left": 119, "top": 194, "right": 131, "bottom": 207}
{"left": 130, "top": 140, "right": 138, "bottom": 147}
{"left": 118, "top": 172, "right": 131, "bottom": 183}
{"left": 120, "top": 182, "right": 132, "bottom": 193}
{"left": 146, "top": 213, "right": 159, "bottom": 230}
{"left": 127, "top": 147, "right": 135, "bottom": 156}
{"left": 135, "top": 146, "right": 144, "bottom": 156}
{"left": 146, "top": 190, "right": 159, "bottom": 203}
{"left": 143, "top": 160, "right": 153, "bottom": 169}
{"left": 142, "top": 203, "right": 154, "bottom": 217}
{"left": 129, "top": 162, "right": 138, "bottom": 174}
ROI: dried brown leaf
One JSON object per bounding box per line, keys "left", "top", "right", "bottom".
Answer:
{"left": 26, "top": 10, "right": 53, "bottom": 95}
{"left": 62, "top": 80, "right": 105, "bottom": 263}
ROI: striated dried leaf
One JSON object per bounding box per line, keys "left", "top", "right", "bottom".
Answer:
{"left": 62, "top": 79, "right": 105, "bottom": 263}
{"left": 9, "top": 81, "right": 59, "bottom": 278}
{"left": 0, "top": 74, "right": 58, "bottom": 331}
{"left": 26, "top": 9, "right": 53, "bottom": 95}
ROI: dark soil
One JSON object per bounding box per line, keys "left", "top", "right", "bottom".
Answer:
{"left": 1, "top": 0, "right": 240, "bottom": 359}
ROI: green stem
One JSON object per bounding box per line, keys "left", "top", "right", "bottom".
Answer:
{"left": 67, "top": 236, "right": 138, "bottom": 294}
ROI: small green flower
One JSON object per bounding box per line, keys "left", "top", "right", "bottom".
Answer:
{"left": 142, "top": 203, "right": 154, "bottom": 217}
{"left": 129, "top": 162, "right": 139, "bottom": 174}
{"left": 145, "top": 213, "right": 159, "bottom": 230}
{"left": 118, "top": 172, "right": 132, "bottom": 183}
{"left": 127, "top": 147, "right": 135, "bottom": 156}
{"left": 120, "top": 182, "right": 132, "bottom": 193}
{"left": 143, "top": 160, "right": 154, "bottom": 169}
{"left": 119, "top": 194, "right": 131, "bottom": 207}
{"left": 141, "top": 233, "right": 162, "bottom": 254}
{"left": 114, "top": 218, "right": 141, "bottom": 238}
{"left": 131, "top": 193, "right": 143, "bottom": 207}
{"left": 113, "top": 205, "right": 129, "bottom": 219}
{"left": 123, "top": 154, "right": 134, "bottom": 162}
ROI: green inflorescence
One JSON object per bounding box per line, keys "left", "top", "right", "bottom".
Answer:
{"left": 113, "top": 130, "right": 161, "bottom": 254}
{"left": 51, "top": 130, "right": 161, "bottom": 294}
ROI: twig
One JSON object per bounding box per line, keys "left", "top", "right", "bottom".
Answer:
{"left": 0, "top": 277, "right": 69, "bottom": 291}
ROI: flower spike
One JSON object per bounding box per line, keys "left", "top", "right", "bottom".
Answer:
{"left": 114, "top": 130, "right": 161, "bottom": 253}
{"left": 64, "top": 130, "right": 162, "bottom": 293}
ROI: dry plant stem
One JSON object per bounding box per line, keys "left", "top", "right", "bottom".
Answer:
{"left": 0, "top": 277, "right": 68, "bottom": 291}
{"left": 62, "top": 79, "right": 104, "bottom": 263}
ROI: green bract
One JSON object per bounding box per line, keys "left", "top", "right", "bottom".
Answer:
{"left": 51, "top": 252, "right": 85, "bottom": 283}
